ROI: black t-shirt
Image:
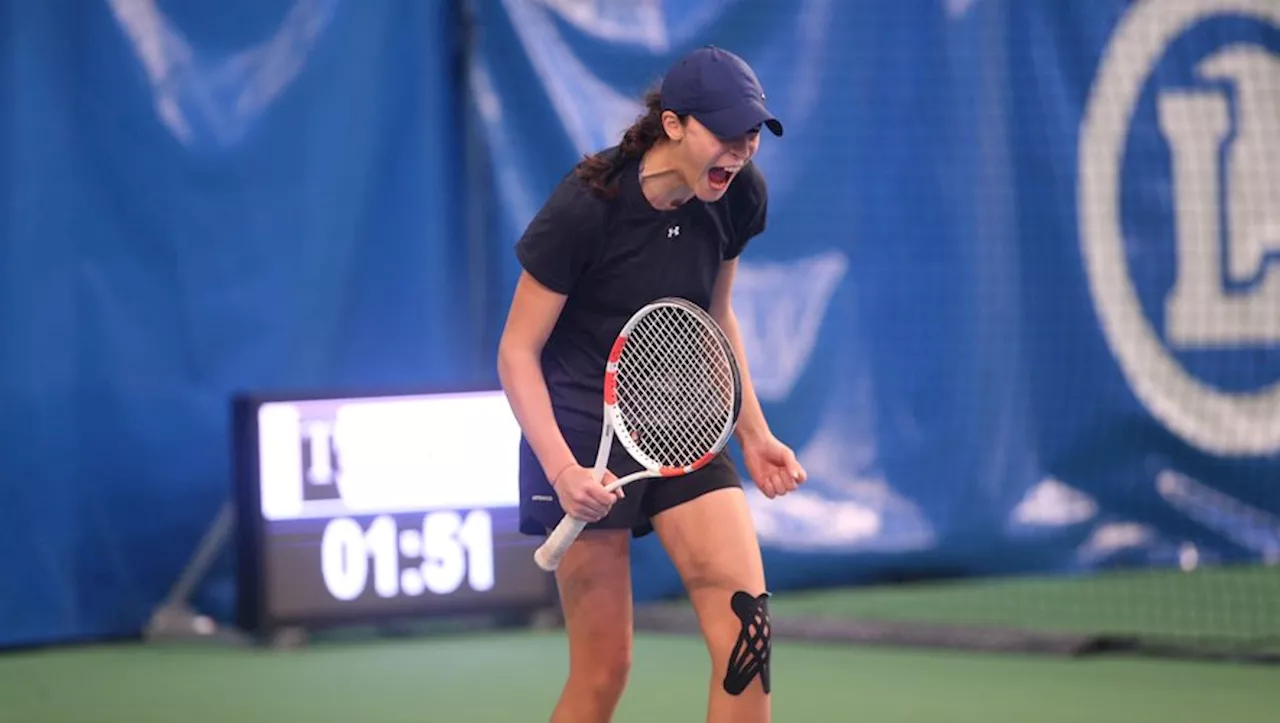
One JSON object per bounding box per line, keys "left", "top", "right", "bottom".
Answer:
{"left": 515, "top": 147, "right": 768, "bottom": 438}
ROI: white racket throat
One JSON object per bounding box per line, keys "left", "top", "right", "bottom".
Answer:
{"left": 534, "top": 298, "right": 742, "bottom": 572}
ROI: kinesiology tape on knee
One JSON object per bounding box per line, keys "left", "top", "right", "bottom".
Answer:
{"left": 722, "top": 590, "right": 771, "bottom": 695}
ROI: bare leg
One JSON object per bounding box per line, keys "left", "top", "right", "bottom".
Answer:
{"left": 652, "top": 488, "right": 771, "bottom": 723}
{"left": 550, "top": 529, "right": 634, "bottom": 723}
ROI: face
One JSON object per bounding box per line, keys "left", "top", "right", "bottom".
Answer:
{"left": 663, "top": 113, "right": 762, "bottom": 202}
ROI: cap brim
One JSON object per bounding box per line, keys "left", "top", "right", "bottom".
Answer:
{"left": 697, "top": 98, "right": 784, "bottom": 140}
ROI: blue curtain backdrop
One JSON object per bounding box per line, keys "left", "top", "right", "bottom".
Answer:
{"left": 0, "top": 0, "right": 473, "bottom": 647}
{"left": 2, "top": 0, "right": 1278, "bottom": 647}
{"left": 465, "top": 0, "right": 1280, "bottom": 602}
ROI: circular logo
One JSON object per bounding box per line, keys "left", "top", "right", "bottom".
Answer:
{"left": 1079, "top": 0, "right": 1280, "bottom": 456}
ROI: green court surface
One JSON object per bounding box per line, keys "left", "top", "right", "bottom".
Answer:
{"left": 1, "top": 629, "right": 1275, "bottom": 723}
{"left": 768, "top": 565, "right": 1280, "bottom": 643}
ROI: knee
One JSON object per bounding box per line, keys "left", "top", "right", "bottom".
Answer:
{"left": 595, "top": 638, "right": 633, "bottom": 686}
{"left": 599, "top": 645, "right": 633, "bottom": 694}
{"left": 721, "top": 590, "right": 772, "bottom": 696}
{"left": 572, "top": 639, "right": 632, "bottom": 698}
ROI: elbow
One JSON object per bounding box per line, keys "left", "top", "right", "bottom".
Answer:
{"left": 711, "top": 302, "right": 735, "bottom": 331}
{"left": 496, "top": 338, "right": 515, "bottom": 387}
{"left": 496, "top": 335, "right": 535, "bottom": 388}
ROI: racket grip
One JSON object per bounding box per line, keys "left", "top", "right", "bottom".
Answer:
{"left": 534, "top": 514, "right": 590, "bottom": 572}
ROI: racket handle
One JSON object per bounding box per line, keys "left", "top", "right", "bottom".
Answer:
{"left": 534, "top": 514, "right": 589, "bottom": 572}
{"left": 535, "top": 414, "right": 611, "bottom": 571}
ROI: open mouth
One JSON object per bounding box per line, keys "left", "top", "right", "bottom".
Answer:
{"left": 707, "top": 165, "right": 741, "bottom": 190}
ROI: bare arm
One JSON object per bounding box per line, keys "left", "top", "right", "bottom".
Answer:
{"left": 709, "top": 258, "right": 771, "bottom": 446}
{"left": 710, "top": 258, "right": 806, "bottom": 495}
{"left": 496, "top": 271, "right": 578, "bottom": 482}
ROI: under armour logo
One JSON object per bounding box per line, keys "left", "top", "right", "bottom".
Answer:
{"left": 667, "top": 226, "right": 681, "bottom": 238}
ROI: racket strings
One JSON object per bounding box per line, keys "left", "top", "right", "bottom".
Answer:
{"left": 613, "top": 306, "right": 736, "bottom": 468}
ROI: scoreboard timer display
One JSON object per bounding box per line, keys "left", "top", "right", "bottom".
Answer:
{"left": 233, "top": 387, "right": 556, "bottom": 636}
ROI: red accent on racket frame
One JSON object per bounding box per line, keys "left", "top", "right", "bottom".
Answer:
{"left": 688, "top": 451, "right": 716, "bottom": 471}
{"left": 608, "top": 335, "right": 627, "bottom": 363}
{"left": 659, "top": 452, "right": 715, "bottom": 477}
{"left": 603, "top": 335, "right": 626, "bottom": 406}
{"left": 603, "top": 370, "right": 618, "bottom": 405}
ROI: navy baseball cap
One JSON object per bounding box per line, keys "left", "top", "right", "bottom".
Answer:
{"left": 659, "top": 46, "right": 783, "bottom": 140}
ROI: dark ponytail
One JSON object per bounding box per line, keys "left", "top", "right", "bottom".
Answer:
{"left": 573, "top": 86, "right": 679, "bottom": 200}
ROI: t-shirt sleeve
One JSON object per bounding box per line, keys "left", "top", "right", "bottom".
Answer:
{"left": 514, "top": 176, "right": 602, "bottom": 295}
{"left": 724, "top": 162, "right": 768, "bottom": 260}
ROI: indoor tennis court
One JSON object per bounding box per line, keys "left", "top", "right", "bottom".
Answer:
{"left": 5, "top": 1, "right": 1280, "bottom": 721}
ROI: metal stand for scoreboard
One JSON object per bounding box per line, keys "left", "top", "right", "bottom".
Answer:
{"left": 143, "top": 499, "right": 251, "bottom": 647}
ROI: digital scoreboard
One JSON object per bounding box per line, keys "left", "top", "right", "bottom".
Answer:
{"left": 232, "top": 387, "right": 556, "bottom": 637}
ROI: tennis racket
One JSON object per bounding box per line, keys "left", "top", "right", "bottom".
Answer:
{"left": 533, "top": 296, "right": 743, "bottom": 572}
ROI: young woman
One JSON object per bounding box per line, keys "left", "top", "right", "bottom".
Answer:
{"left": 497, "top": 45, "right": 806, "bottom": 723}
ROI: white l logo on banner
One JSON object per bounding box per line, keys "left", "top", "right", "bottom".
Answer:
{"left": 1078, "top": 0, "right": 1280, "bottom": 456}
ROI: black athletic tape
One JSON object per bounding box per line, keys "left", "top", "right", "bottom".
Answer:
{"left": 723, "top": 591, "right": 771, "bottom": 696}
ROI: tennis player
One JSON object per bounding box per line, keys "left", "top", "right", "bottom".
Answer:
{"left": 497, "top": 45, "right": 805, "bottom": 723}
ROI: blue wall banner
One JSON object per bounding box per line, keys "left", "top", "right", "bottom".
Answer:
{"left": 0, "top": 0, "right": 473, "bottom": 647}
{"left": 466, "top": 0, "right": 1280, "bottom": 602}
